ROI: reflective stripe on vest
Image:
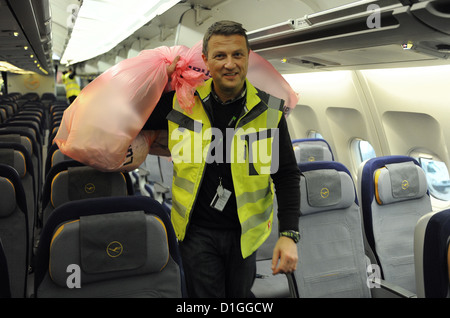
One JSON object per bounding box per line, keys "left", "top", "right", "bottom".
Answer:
{"left": 167, "top": 79, "right": 283, "bottom": 258}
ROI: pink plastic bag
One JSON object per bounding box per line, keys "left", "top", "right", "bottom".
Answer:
{"left": 54, "top": 44, "right": 206, "bottom": 171}
{"left": 54, "top": 41, "right": 298, "bottom": 171}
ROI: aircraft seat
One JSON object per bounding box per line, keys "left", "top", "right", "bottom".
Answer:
{"left": 294, "top": 160, "right": 371, "bottom": 297}
{"left": 41, "top": 161, "right": 134, "bottom": 224}
{"left": 0, "top": 164, "right": 29, "bottom": 298}
{"left": 358, "top": 155, "right": 432, "bottom": 295}
{"left": 0, "top": 142, "right": 36, "bottom": 239}
{"left": 414, "top": 209, "right": 450, "bottom": 298}
{"left": 34, "top": 196, "right": 186, "bottom": 298}
{"left": 0, "top": 239, "right": 11, "bottom": 298}
{"left": 292, "top": 138, "right": 334, "bottom": 163}
{"left": 251, "top": 200, "right": 293, "bottom": 298}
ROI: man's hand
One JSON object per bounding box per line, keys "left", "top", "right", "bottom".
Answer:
{"left": 167, "top": 56, "right": 180, "bottom": 78}
{"left": 271, "top": 236, "right": 298, "bottom": 275}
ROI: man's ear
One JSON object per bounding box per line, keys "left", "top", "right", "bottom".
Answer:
{"left": 202, "top": 54, "right": 209, "bottom": 70}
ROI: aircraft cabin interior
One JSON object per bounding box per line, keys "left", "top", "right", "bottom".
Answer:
{"left": 0, "top": 0, "right": 450, "bottom": 300}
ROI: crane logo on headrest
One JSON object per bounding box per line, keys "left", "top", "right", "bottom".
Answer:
{"left": 107, "top": 241, "right": 123, "bottom": 258}
{"left": 308, "top": 156, "right": 316, "bottom": 162}
{"left": 320, "top": 187, "right": 330, "bottom": 199}
{"left": 84, "top": 183, "right": 95, "bottom": 194}
{"left": 401, "top": 180, "right": 409, "bottom": 190}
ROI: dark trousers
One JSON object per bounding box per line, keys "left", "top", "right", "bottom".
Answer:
{"left": 179, "top": 224, "right": 256, "bottom": 298}
{"left": 68, "top": 95, "right": 77, "bottom": 104}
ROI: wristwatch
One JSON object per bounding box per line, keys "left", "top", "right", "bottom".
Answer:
{"left": 279, "top": 230, "right": 300, "bottom": 243}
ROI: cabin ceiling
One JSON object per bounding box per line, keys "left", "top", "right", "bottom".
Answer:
{"left": 1, "top": 0, "right": 450, "bottom": 76}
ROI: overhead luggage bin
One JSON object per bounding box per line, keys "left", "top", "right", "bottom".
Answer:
{"left": 247, "top": 0, "right": 450, "bottom": 72}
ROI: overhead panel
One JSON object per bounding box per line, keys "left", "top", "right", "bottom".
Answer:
{"left": 248, "top": 0, "right": 450, "bottom": 72}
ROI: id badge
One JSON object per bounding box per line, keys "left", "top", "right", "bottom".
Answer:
{"left": 210, "top": 183, "right": 232, "bottom": 212}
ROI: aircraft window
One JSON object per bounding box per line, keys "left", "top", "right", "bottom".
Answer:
{"left": 351, "top": 138, "right": 376, "bottom": 166}
{"left": 307, "top": 130, "right": 324, "bottom": 139}
{"left": 415, "top": 156, "right": 450, "bottom": 202}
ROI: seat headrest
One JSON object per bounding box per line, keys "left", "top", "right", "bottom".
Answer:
{"left": 0, "top": 177, "right": 16, "bottom": 217}
{"left": 374, "top": 161, "right": 427, "bottom": 205}
{"left": 300, "top": 169, "right": 355, "bottom": 215}
{"left": 51, "top": 166, "right": 128, "bottom": 208}
{"left": 0, "top": 134, "right": 32, "bottom": 156}
{"left": 51, "top": 149, "right": 71, "bottom": 167}
{"left": 293, "top": 139, "right": 333, "bottom": 163}
{"left": 49, "top": 211, "right": 169, "bottom": 287}
{"left": 0, "top": 149, "right": 26, "bottom": 177}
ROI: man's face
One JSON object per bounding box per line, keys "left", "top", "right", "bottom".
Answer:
{"left": 202, "top": 34, "right": 249, "bottom": 101}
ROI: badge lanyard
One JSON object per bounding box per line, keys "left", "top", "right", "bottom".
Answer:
{"left": 209, "top": 96, "right": 246, "bottom": 212}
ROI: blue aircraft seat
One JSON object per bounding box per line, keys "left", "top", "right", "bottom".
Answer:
{"left": 0, "top": 239, "right": 11, "bottom": 298}
{"left": 41, "top": 160, "right": 134, "bottom": 224}
{"left": 0, "top": 143, "right": 36, "bottom": 244}
{"left": 414, "top": 208, "right": 450, "bottom": 298}
{"left": 358, "top": 155, "right": 432, "bottom": 295}
{"left": 293, "top": 161, "right": 371, "bottom": 297}
{"left": 292, "top": 138, "right": 334, "bottom": 163}
{"left": 34, "top": 196, "right": 186, "bottom": 298}
{"left": 0, "top": 164, "right": 29, "bottom": 298}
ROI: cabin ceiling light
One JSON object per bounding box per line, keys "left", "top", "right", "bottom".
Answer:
{"left": 0, "top": 61, "right": 35, "bottom": 74}
{"left": 61, "top": 0, "right": 181, "bottom": 65}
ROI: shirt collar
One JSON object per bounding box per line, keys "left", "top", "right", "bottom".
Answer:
{"left": 210, "top": 82, "right": 247, "bottom": 106}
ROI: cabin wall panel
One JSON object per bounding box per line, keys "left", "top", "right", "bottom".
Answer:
{"left": 359, "top": 65, "right": 450, "bottom": 167}
{"left": 283, "top": 70, "right": 380, "bottom": 176}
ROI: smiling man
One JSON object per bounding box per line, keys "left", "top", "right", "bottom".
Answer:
{"left": 142, "top": 20, "right": 300, "bottom": 298}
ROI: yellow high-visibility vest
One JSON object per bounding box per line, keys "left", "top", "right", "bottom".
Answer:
{"left": 167, "top": 78, "right": 283, "bottom": 258}
{"left": 62, "top": 73, "right": 80, "bottom": 98}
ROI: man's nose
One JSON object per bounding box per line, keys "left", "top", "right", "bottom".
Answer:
{"left": 224, "top": 56, "right": 235, "bottom": 69}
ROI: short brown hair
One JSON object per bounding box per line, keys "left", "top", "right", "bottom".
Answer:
{"left": 202, "top": 20, "right": 250, "bottom": 57}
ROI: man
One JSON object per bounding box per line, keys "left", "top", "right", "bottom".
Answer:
{"left": 62, "top": 68, "right": 80, "bottom": 104}
{"left": 141, "top": 20, "right": 300, "bottom": 297}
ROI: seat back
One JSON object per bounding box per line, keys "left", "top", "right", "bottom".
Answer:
{"left": 292, "top": 138, "right": 334, "bottom": 163}
{"left": 251, "top": 199, "right": 292, "bottom": 297}
{"left": 414, "top": 209, "right": 450, "bottom": 298}
{"left": 34, "top": 196, "right": 185, "bottom": 298}
{"left": 0, "top": 239, "right": 11, "bottom": 298}
{"left": 0, "top": 164, "right": 29, "bottom": 298}
{"left": 41, "top": 161, "right": 133, "bottom": 224}
{"left": 295, "top": 161, "right": 370, "bottom": 298}
{"left": 44, "top": 143, "right": 72, "bottom": 176}
{"left": 0, "top": 142, "right": 36, "bottom": 239}
{"left": 358, "top": 155, "right": 432, "bottom": 293}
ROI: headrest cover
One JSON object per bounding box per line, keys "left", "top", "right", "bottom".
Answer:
{"left": 51, "top": 167, "right": 127, "bottom": 208}
{"left": 294, "top": 143, "right": 333, "bottom": 163}
{"left": 80, "top": 211, "right": 147, "bottom": 274}
{"left": 0, "top": 149, "right": 26, "bottom": 177}
{"left": 51, "top": 150, "right": 70, "bottom": 167}
{"left": 300, "top": 170, "right": 355, "bottom": 215}
{"left": 374, "top": 161, "right": 427, "bottom": 205}
{"left": 49, "top": 211, "right": 170, "bottom": 287}
{"left": 0, "top": 177, "right": 16, "bottom": 217}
